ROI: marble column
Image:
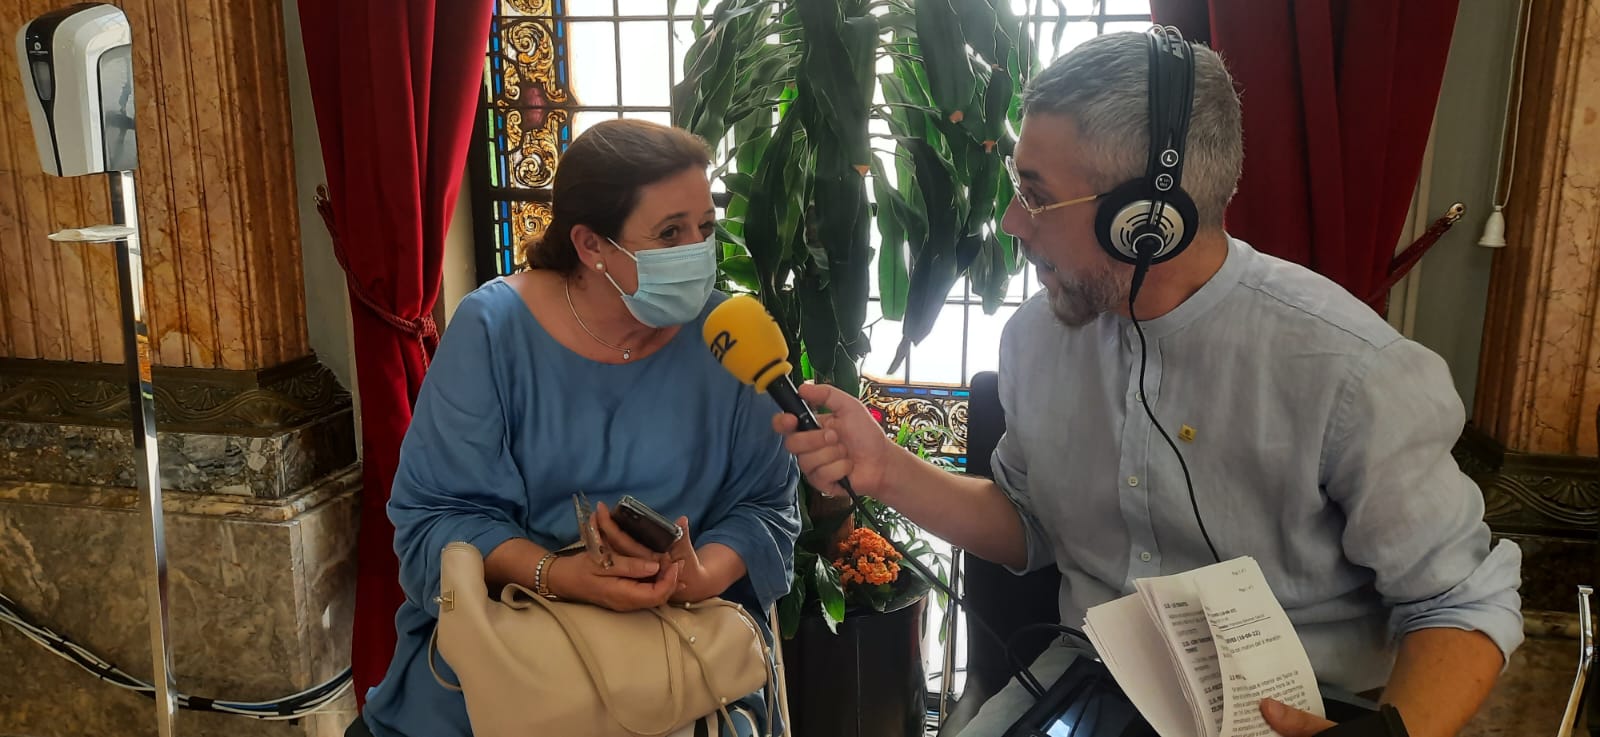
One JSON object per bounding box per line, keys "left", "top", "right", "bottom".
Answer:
{"left": 0, "top": 1, "right": 359, "bottom": 735}
{"left": 1462, "top": 0, "right": 1600, "bottom": 613}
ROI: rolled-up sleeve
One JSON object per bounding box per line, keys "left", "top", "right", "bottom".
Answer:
{"left": 1323, "top": 338, "right": 1524, "bottom": 665}
{"left": 388, "top": 298, "right": 529, "bottom": 619}
{"left": 993, "top": 316, "right": 1056, "bottom": 576}
{"left": 697, "top": 390, "right": 801, "bottom": 609}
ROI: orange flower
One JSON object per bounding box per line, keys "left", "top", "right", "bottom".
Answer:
{"left": 833, "top": 527, "right": 902, "bottom": 587}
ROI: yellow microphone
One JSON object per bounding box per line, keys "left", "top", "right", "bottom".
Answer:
{"left": 702, "top": 294, "right": 822, "bottom": 432}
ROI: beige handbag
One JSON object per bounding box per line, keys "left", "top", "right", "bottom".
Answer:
{"left": 430, "top": 541, "right": 776, "bottom": 737}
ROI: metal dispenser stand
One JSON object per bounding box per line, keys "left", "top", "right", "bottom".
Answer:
{"left": 49, "top": 173, "right": 178, "bottom": 737}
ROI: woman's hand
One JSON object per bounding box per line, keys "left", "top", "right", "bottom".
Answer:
{"left": 544, "top": 545, "right": 682, "bottom": 612}
{"left": 595, "top": 503, "right": 722, "bottom": 604}
{"left": 662, "top": 517, "right": 715, "bottom": 603}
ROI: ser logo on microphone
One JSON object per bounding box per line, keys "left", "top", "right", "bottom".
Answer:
{"left": 708, "top": 330, "right": 737, "bottom": 363}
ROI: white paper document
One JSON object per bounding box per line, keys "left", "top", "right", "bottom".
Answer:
{"left": 1083, "top": 556, "right": 1325, "bottom": 737}
{"left": 1083, "top": 593, "right": 1196, "bottom": 737}
{"left": 1194, "top": 559, "right": 1324, "bottom": 737}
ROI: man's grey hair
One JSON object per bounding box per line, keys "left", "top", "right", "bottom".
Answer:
{"left": 1021, "top": 31, "right": 1243, "bottom": 228}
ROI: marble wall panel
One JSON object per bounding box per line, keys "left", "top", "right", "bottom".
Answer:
{"left": 0, "top": 471, "right": 359, "bottom": 737}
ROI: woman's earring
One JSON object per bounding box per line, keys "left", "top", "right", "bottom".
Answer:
{"left": 595, "top": 262, "right": 605, "bottom": 271}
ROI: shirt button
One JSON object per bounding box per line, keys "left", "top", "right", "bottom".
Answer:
{"left": 1140, "top": 552, "right": 1152, "bottom": 562}
{"left": 1127, "top": 476, "right": 1140, "bottom": 487}
{"left": 1136, "top": 391, "right": 1144, "bottom": 401}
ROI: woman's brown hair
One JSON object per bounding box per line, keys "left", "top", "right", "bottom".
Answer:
{"left": 522, "top": 119, "right": 712, "bottom": 274}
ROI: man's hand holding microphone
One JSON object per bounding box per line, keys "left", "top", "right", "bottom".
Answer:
{"left": 701, "top": 294, "right": 1030, "bottom": 571}
{"left": 767, "top": 382, "right": 895, "bottom": 500}
{"left": 699, "top": 293, "right": 902, "bottom": 501}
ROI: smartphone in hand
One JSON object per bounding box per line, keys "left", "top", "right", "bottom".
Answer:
{"left": 612, "top": 495, "right": 683, "bottom": 554}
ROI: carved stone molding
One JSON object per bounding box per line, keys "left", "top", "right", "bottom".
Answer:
{"left": 0, "top": 356, "right": 350, "bottom": 436}
{"left": 1454, "top": 424, "right": 1600, "bottom": 537}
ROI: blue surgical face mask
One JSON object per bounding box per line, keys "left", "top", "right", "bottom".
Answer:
{"left": 604, "top": 236, "right": 717, "bottom": 328}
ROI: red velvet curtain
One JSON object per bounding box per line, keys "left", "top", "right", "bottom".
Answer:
{"left": 297, "top": 0, "right": 493, "bottom": 702}
{"left": 1149, "top": 0, "right": 1461, "bottom": 310}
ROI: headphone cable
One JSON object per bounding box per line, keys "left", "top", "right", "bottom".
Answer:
{"left": 1129, "top": 259, "right": 1222, "bottom": 564}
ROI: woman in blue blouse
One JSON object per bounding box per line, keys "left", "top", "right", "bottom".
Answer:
{"left": 354, "top": 119, "right": 801, "bottom": 737}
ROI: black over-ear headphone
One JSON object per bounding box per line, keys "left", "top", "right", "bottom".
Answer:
{"left": 1093, "top": 26, "right": 1199, "bottom": 269}
{"left": 1098, "top": 28, "right": 1224, "bottom": 567}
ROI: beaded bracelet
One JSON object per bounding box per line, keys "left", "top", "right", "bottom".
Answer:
{"left": 533, "top": 552, "right": 560, "bottom": 599}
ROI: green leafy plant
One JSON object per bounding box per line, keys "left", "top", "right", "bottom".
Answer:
{"left": 779, "top": 476, "right": 950, "bottom": 638}
{"left": 895, "top": 421, "right": 959, "bottom": 471}
{"left": 771, "top": 417, "right": 958, "bottom": 637}
{"left": 672, "top": 0, "right": 1029, "bottom": 635}
{"left": 673, "top": 0, "right": 1030, "bottom": 391}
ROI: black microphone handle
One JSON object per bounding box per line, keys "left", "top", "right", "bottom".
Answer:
{"left": 766, "top": 374, "right": 855, "bottom": 495}
{"left": 766, "top": 374, "right": 821, "bottom": 432}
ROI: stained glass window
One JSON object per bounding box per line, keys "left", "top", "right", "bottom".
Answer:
{"left": 861, "top": 380, "right": 973, "bottom": 473}
{"left": 471, "top": 0, "right": 709, "bottom": 281}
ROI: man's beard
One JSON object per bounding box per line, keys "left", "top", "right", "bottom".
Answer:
{"left": 1045, "top": 262, "right": 1125, "bottom": 326}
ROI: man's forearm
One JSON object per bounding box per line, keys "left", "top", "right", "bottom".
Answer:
{"left": 1380, "top": 628, "right": 1503, "bottom": 737}
{"left": 877, "top": 448, "right": 1030, "bottom": 569}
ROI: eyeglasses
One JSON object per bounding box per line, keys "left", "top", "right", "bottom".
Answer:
{"left": 1004, "top": 155, "right": 1102, "bottom": 217}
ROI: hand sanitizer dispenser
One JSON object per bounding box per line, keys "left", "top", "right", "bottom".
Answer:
{"left": 16, "top": 2, "right": 137, "bottom": 177}
{"left": 15, "top": 6, "right": 172, "bottom": 736}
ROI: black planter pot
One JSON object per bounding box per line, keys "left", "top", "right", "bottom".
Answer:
{"left": 780, "top": 594, "right": 928, "bottom": 737}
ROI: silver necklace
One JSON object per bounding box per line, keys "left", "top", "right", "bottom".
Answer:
{"left": 565, "top": 280, "right": 633, "bottom": 361}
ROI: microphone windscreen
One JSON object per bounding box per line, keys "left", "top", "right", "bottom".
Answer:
{"left": 702, "top": 294, "right": 792, "bottom": 392}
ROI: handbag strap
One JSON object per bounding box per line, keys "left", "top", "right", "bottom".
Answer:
{"left": 530, "top": 592, "right": 780, "bottom": 737}
{"left": 521, "top": 587, "right": 711, "bottom": 736}
{"left": 425, "top": 597, "right": 694, "bottom": 729}
{"left": 427, "top": 627, "right": 462, "bottom": 692}
{"left": 663, "top": 599, "right": 779, "bottom": 737}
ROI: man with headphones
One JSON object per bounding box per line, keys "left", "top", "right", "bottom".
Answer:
{"left": 773, "top": 27, "right": 1522, "bottom": 737}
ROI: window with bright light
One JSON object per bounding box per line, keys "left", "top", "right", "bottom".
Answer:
{"left": 472, "top": 0, "right": 1151, "bottom": 388}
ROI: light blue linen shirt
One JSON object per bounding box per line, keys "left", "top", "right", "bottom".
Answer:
{"left": 993, "top": 236, "right": 1523, "bottom": 691}
{"left": 361, "top": 279, "right": 800, "bottom": 737}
